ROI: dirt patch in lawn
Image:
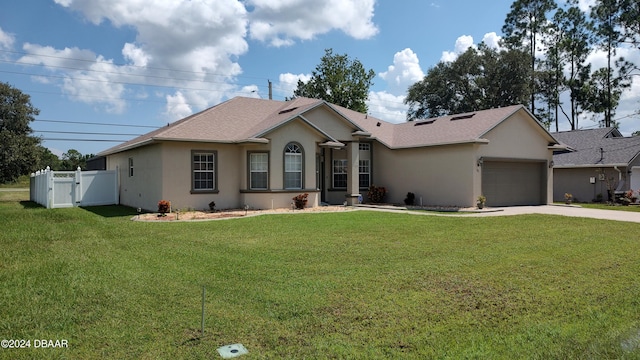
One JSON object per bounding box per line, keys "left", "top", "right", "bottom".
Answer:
{"left": 134, "top": 206, "right": 352, "bottom": 222}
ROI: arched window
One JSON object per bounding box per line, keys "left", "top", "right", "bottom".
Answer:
{"left": 284, "top": 142, "right": 303, "bottom": 189}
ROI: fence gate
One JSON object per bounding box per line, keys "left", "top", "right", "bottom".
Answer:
{"left": 30, "top": 167, "right": 119, "bottom": 209}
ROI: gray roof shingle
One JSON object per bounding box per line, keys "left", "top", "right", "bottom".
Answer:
{"left": 551, "top": 128, "right": 640, "bottom": 167}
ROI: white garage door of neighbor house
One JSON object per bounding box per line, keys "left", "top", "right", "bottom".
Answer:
{"left": 482, "top": 161, "right": 545, "bottom": 206}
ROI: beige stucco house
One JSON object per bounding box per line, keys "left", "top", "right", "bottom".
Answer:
{"left": 98, "top": 97, "right": 560, "bottom": 211}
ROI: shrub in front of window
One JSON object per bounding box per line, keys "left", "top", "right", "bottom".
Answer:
{"left": 367, "top": 185, "right": 387, "bottom": 203}
{"left": 158, "top": 200, "right": 171, "bottom": 216}
{"left": 292, "top": 193, "right": 309, "bottom": 209}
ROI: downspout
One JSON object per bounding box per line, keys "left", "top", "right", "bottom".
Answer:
{"left": 614, "top": 166, "right": 622, "bottom": 182}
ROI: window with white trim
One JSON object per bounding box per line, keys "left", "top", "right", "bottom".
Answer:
{"left": 128, "top": 157, "right": 134, "bottom": 177}
{"left": 284, "top": 143, "right": 303, "bottom": 189}
{"left": 192, "top": 151, "right": 216, "bottom": 191}
{"left": 359, "top": 142, "right": 371, "bottom": 188}
{"left": 249, "top": 152, "right": 268, "bottom": 190}
{"left": 333, "top": 159, "right": 347, "bottom": 188}
{"left": 359, "top": 159, "right": 370, "bottom": 188}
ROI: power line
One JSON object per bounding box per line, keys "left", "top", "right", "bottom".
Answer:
{"left": 1, "top": 50, "right": 413, "bottom": 108}
{"left": 34, "top": 119, "right": 160, "bottom": 129}
{"left": 35, "top": 130, "right": 142, "bottom": 136}
{"left": 40, "top": 138, "right": 129, "bottom": 142}
{"left": 0, "top": 49, "right": 269, "bottom": 81}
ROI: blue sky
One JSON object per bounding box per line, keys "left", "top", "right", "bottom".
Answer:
{"left": 1, "top": 0, "right": 638, "bottom": 157}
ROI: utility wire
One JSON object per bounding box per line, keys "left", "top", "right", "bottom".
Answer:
{"left": 40, "top": 138, "right": 129, "bottom": 142}
{"left": 0, "top": 49, "right": 269, "bottom": 81}
{"left": 34, "top": 119, "right": 161, "bottom": 129}
{"left": 35, "top": 130, "right": 142, "bottom": 136}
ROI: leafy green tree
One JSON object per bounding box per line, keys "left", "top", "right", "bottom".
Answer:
{"left": 502, "top": 0, "right": 558, "bottom": 117}
{"left": 618, "top": 0, "right": 639, "bottom": 49}
{"left": 554, "top": 4, "right": 594, "bottom": 130}
{"left": 60, "top": 149, "right": 84, "bottom": 170}
{"left": 590, "top": 0, "right": 634, "bottom": 127}
{"left": 583, "top": 65, "right": 631, "bottom": 127}
{"left": 35, "top": 146, "right": 61, "bottom": 171}
{"left": 479, "top": 46, "right": 532, "bottom": 111}
{"left": 0, "top": 82, "right": 41, "bottom": 183}
{"left": 405, "top": 62, "right": 456, "bottom": 119}
{"left": 404, "top": 45, "right": 531, "bottom": 120}
{"left": 292, "top": 48, "right": 375, "bottom": 113}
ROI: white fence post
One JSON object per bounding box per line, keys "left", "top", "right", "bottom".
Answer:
{"left": 75, "top": 166, "right": 82, "bottom": 207}
{"left": 46, "top": 166, "right": 53, "bottom": 209}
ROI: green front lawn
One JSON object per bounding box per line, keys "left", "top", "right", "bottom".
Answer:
{"left": 2, "top": 202, "right": 640, "bottom": 359}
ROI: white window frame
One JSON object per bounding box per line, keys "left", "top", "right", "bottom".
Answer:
{"left": 249, "top": 152, "right": 269, "bottom": 190}
{"left": 359, "top": 159, "right": 370, "bottom": 188}
{"left": 192, "top": 151, "right": 217, "bottom": 192}
{"left": 284, "top": 143, "right": 303, "bottom": 189}
{"left": 128, "top": 157, "right": 134, "bottom": 177}
{"left": 333, "top": 159, "right": 348, "bottom": 188}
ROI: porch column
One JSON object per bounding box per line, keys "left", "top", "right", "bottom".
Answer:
{"left": 345, "top": 141, "right": 361, "bottom": 205}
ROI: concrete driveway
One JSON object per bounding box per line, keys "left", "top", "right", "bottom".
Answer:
{"left": 358, "top": 204, "right": 640, "bottom": 224}
{"left": 461, "top": 205, "right": 640, "bottom": 224}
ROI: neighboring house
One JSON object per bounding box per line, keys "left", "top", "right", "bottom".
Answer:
{"left": 98, "top": 97, "right": 560, "bottom": 211}
{"left": 551, "top": 128, "right": 640, "bottom": 202}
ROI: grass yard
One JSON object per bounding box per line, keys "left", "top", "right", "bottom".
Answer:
{"left": 2, "top": 201, "right": 640, "bottom": 359}
{"left": 578, "top": 202, "right": 640, "bottom": 213}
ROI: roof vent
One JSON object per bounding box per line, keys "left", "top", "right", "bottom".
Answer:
{"left": 450, "top": 113, "right": 475, "bottom": 121}
{"left": 376, "top": 122, "right": 381, "bottom": 127}
{"left": 414, "top": 119, "right": 436, "bottom": 126}
{"left": 278, "top": 107, "right": 298, "bottom": 114}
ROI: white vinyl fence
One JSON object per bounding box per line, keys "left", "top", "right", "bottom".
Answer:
{"left": 30, "top": 166, "right": 119, "bottom": 209}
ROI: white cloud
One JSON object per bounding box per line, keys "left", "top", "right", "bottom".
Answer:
{"left": 47, "top": 0, "right": 248, "bottom": 117}
{"left": 165, "top": 91, "right": 192, "bottom": 121}
{"left": 247, "top": 0, "right": 378, "bottom": 47}
{"left": 21, "top": 44, "right": 127, "bottom": 112}
{"left": 441, "top": 35, "right": 476, "bottom": 62}
{"left": 379, "top": 48, "right": 425, "bottom": 96}
{"left": 0, "top": 26, "right": 14, "bottom": 50}
{"left": 576, "top": 0, "right": 596, "bottom": 12}
{"left": 28, "top": 0, "right": 379, "bottom": 120}
{"left": 122, "top": 43, "right": 150, "bottom": 67}
{"left": 482, "top": 32, "right": 502, "bottom": 49}
{"left": 367, "top": 91, "right": 408, "bottom": 123}
{"left": 276, "top": 72, "right": 311, "bottom": 98}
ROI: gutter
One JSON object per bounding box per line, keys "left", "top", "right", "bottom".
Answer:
{"left": 553, "top": 163, "right": 628, "bottom": 169}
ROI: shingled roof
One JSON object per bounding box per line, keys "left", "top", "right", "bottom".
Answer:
{"left": 99, "top": 97, "right": 557, "bottom": 156}
{"left": 551, "top": 128, "right": 640, "bottom": 167}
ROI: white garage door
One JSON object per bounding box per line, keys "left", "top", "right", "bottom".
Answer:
{"left": 482, "top": 161, "right": 545, "bottom": 206}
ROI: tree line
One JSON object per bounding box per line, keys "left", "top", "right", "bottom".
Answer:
{"left": 405, "top": 0, "right": 639, "bottom": 131}
{"left": 1, "top": 82, "right": 94, "bottom": 183}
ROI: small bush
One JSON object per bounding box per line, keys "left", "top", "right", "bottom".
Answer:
{"left": 292, "top": 193, "right": 309, "bottom": 209}
{"left": 404, "top": 192, "right": 415, "bottom": 205}
{"left": 367, "top": 185, "right": 387, "bottom": 203}
{"left": 157, "top": 200, "right": 170, "bottom": 215}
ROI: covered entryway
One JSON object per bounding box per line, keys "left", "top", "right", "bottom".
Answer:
{"left": 482, "top": 160, "right": 546, "bottom": 206}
